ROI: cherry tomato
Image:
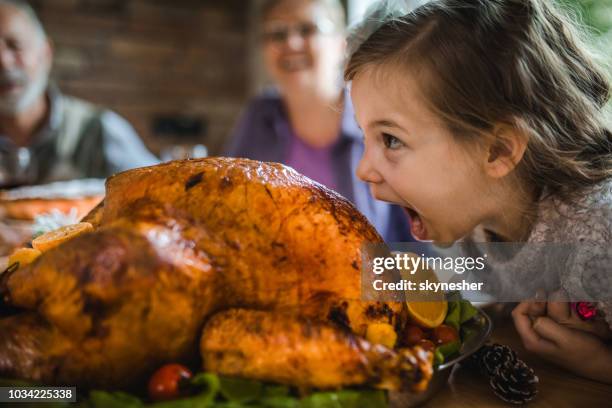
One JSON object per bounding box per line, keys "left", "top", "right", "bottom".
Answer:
{"left": 417, "top": 339, "right": 436, "bottom": 352}
{"left": 403, "top": 325, "right": 425, "bottom": 345}
{"left": 148, "top": 363, "right": 193, "bottom": 401}
{"left": 431, "top": 324, "right": 459, "bottom": 345}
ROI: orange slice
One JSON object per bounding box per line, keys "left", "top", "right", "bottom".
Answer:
{"left": 398, "top": 251, "right": 448, "bottom": 328}
{"left": 406, "top": 300, "right": 448, "bottom": 328}
{"left": 32, "top": 222, "right": 93, "bottom": 252}
{"left": 8, "top": 247, "right": 42, "bottom": 268}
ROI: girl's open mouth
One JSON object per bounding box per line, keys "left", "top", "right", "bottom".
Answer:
{"left": 404, "top": 207, "right": 428, "bottom": 240}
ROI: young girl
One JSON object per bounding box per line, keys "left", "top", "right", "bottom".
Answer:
{"left": 345, "top": 0, "right": 612, "bottom": 382}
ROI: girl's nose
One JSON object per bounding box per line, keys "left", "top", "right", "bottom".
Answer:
{"left": 356, "top": 151, "right": 383, "bottom": 184}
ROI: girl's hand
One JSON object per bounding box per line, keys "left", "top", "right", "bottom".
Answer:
{"left": 526, "top": 290, "right": 612, "bottom": 340}
{"left": 546, "top": 291, "right": 612, "bottom": 340}
{"left": 512, "top": 301, "right": 612, "bottom": 384}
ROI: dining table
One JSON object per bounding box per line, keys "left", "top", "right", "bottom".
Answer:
{"left": 425, "top": 306, "right": 612, "bottom": 407}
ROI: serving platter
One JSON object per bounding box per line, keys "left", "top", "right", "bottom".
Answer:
{"left": 390, "top": 309, "right": 492, "bottom": 407}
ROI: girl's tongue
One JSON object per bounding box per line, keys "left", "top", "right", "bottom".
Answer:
{"left": 404, "top": 207, "right": 428, "bottom": 240}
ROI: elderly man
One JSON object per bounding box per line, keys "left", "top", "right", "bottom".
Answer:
{"left": 0, "top": 0, "right": 158, "bottom": 188}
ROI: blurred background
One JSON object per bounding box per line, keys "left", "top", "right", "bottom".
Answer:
{"left": 31, "top": 0, "right": 251, "bottom": 157}
{"left": 560, "top": 0, "right": 612, "bottom": 53}
{"left": 26, "top": 0, "right": 356, "bottom": 157}
{"left": 24, "top": 0, "right": 611, "bottom": 157}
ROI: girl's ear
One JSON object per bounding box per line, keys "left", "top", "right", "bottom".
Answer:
{"left": 484, "top": 125, "right": 528, "bottom": 179}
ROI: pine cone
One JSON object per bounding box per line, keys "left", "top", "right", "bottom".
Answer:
{"left": 490, "top": 359, "right": 539, "bottom": 405}
{"left": 470, "top": 343, "right": 518, "bottom": 377}
{"left": 467, "top": 343, "right": 538, "bottom": 405}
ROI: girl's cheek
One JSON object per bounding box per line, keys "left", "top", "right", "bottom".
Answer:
{"left": 371, "top": 144, "right": 395, "bottom": 172}
{"left": 382, "top": 145, "right": 410, "bottom": 169}
{"left": 383, "top": 150, "right": 400, "bottom": 165}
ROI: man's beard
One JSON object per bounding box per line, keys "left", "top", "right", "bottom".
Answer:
{"left": 0, "top": 68, "right": 49, "bottom": 115}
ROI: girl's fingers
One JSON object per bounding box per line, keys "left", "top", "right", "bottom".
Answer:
{"left": 545, "top": 291, "right": 610, "bottom": 338}
{"left": 512, "top": 303, "right": 557, "bottom": 355}
{"left": 546, "top": 290, "right": 571, "bottom": 324}
{"left": 512, "top": 301, "right": 531, "bottom": 316}
{"left": 524, "top": 289, "right": 546, "bottom": 317}
{"left": 527, "top": 300, "right": 546, "bottom": 318}
{"left": 532, "top": 316, "right": 572, "bottom": 348}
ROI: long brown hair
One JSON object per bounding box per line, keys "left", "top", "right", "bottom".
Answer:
{"left": 345, "top": 0, "right": 611, "bottom": 201}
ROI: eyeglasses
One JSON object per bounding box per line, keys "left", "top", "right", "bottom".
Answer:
{"left": 261, "top": 19, "right": 336, "bottom": 45}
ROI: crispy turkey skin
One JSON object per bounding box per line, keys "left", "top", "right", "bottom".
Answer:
{"left": 0, "top": 158, "right": 431, "bottom": 391}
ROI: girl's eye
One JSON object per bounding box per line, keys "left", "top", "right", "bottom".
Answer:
{"left": 382, "top": 133, "right": 404, "bottom": 150}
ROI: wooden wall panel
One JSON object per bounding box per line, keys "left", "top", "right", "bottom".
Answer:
{"left": 30, "top": 0, "right": 250, "bottom": 156}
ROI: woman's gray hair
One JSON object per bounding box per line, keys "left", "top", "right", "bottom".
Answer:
{"left": 347, "top": 0, "right": 430, "bottom": 58}
{"left": 0, "top": 0, "right": 47, "bottom": 41}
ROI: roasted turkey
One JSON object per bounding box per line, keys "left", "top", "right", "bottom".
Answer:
{"left": 0, "top": 158, "right": 431, "bottom": 392}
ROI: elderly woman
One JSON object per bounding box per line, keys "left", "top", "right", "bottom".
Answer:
{"left": 225, "top": 0, "right": 413, "bottom": 242}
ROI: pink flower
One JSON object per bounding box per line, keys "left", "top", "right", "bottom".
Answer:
{"left": 571, "top": 302, "right": 598, "bottom": 321}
